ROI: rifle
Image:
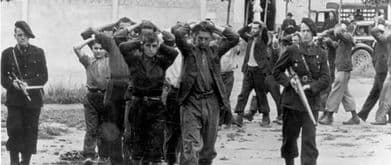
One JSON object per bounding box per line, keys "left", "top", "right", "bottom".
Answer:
{"left": 289, "top": 67, "right": 317, "bottom": 126}
{"left": 9, "top": 72, "right": 31, "bottom": 101}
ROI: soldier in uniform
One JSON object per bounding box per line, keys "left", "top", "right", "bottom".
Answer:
{"left": 172, "top": 21, "right": 239, "bottom": 165}
{"left": 1, "top": 21, "right": 48, "bottom": 165}
{"left": 272, "top": 18, "right": 330, "bottom": 165}
{"left": 119, "top": 23, "right": 178, "bottom": 165}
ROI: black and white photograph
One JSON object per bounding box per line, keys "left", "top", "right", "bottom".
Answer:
{"left": 1, "top": 0, "right": 391, "bottom": 164}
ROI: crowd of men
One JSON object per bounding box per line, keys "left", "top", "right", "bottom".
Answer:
{"left": 1, "top": 11, "right": 391, "bottom": 165}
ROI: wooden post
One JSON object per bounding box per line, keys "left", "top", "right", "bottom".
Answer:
{"left": 227, "top": 0, "right": 231, "bottom": 25}
{"left": 285, "top": 0, "right": 289, "bottom": 17}
{"left": 308, "top": 0, "right": 311, "bottom": 18}
{"left": 253, "top": 0, "right": 262, "bottom": 22}
{"left": 22, "top": 0, "right": 30, "bottom": 22}
{"left": 339, "top": 0, "right": 343, "bottom": 23}
{"left": 388, "top": 0, "right": 391, "bottom": 20}
{"left": 264, "top": 0, "right": 269, "bottom": 24}
{"left": 200, "top": 0, "right": 207, "bottom": 20}
{"left": 112, "top": 0, "right": 119, "bottom": 22}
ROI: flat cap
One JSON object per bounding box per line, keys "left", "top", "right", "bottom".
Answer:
{"left": 15, "top": 20, "right": 35, "bottom": 38}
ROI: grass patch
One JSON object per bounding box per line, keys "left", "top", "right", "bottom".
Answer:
{"left": 1, "top": 83, "right": 87, "bottom": 104}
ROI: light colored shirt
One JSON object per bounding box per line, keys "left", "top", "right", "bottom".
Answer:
{"left": 221, "top": 47, "right": 239, "bottom": 72}
{"left": 247, "top": 39, "right": 258, "bottom": 66}
{"left": 79, "top": 55, "right": 110, "bottom": 90}
{"left": 165, "top": 48, "right": 183, "bottom": 88}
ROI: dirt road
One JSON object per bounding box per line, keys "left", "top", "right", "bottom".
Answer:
{"left": 1, "top": 78, "right": 391, "bottom": 165}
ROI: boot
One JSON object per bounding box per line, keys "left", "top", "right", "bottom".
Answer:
{"left": 284, "top": 158, "right": 294, "bottom": 165}
{"left": 20, "top": 152, "right": 32, "bottom": 165}
{"left": 132, "top": 159, "right": 142, "bottom": 165}
{"left": 319, "top": 111, "right": 327, "bottom": 121}
{"left": 272, "top": 115, "right": 283, "bottom": 125}
{"left": 370, "top": 121, "right": 387, "bottom": 125}
{"left": 342, "top": 111, "right": 360, "bottom": 125}
{"left": 259, "top": 113, "right": 271, "bottom": 127}
{"left": 243, "top": 111, "right": 256, "bottom": 121}
{"left": 319, "top": 112, "right": 333, "bottom": 125}
{"left": 233, "top": 113, "right": 244, "bottom": 127}
{"left": 10, "top": 151, "right": 19, "bottom": 165}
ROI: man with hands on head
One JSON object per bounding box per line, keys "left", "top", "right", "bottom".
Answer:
{"left": 172, "top": 20, "right": 239, "bottom": 165}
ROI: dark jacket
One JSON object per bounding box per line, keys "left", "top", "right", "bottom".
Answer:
{"left": 119, "top": 40, "right": 178, "bottom": 96}
{"left": 273, "top": 43, "right": 330, "bottom": 111}
{"left": 1, "top": 45, "right": 48, "bottom": 108}
{"left": 238, "top": 26, "right": 270, "bottom": 73}
{"left": 325, "top": 29, "right": 355, "bottom": 72}
{"left": 173, "top": 27, "right": 239, "bottom": 109}
{"left": 371, "top": 30, "right": 390, "bottom": 74}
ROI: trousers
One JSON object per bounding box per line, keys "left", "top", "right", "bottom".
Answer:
{"left": 325, "top": 71, "right": 356, "bottom": 113}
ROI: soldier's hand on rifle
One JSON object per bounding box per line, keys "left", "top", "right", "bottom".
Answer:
{"left": 290, "top": 78, "right": 298, "bottom": 90}
{"left": 12, "top": 79, "right": 27, "bottom": 91}
{"left": 303, "top": 84, "right": 311, "bottom": 91}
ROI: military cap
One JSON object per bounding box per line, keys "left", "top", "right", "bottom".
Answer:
{"left": 15, "top": 20, "right": 35, "bottom": 38}
{"left": 301, "top": 17, "right": 317, "bottom": 36}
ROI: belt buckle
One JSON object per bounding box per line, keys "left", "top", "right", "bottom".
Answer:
{"left": 302, "top": 75, "right": 308, "bottom": 83}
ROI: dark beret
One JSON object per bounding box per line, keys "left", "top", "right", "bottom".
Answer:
{"left": 301, "top": 17, "right": 317, "bottom": 36}
{"left": 15, "top": 20, "right": 35, "bottom": 38}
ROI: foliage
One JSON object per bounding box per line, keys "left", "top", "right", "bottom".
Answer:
{"left": 361, "top": 0, "right": 389, "bottom": 7}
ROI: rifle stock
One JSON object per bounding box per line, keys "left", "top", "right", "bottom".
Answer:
{"left": 289, "top": 67, "right": 317, "bottom": 126}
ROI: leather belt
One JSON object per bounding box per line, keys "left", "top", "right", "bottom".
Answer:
{"left": 193, "top": 90, "right": 215, "bottom": 100}
{"left": 132, "top": 96, "right": 161, "bottom": 102}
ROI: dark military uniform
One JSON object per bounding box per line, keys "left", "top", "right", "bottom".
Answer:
{"left": 1, "top": 45, "right": 48, "bottom": 154}
{"left": 173, "top": 26, "right": 239, "bottom": 165}
{"left": 119, "top": 39, "right": 178, "bottom": 162}
{"left": 272, "top": 43, "right": 330, "bottom": 165}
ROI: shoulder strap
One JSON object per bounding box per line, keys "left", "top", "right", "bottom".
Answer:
{"left": 11, "top": 47, "right": 22, "bottom": 77}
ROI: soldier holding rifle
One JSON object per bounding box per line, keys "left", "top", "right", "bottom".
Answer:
{"left": 1, "top": 21, "right": 48, "bottom": 165}
{"left": 272, "top": 18, "right": 330, "bottom": 165}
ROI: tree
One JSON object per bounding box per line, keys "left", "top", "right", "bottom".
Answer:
{"left": 361, "top": 0, "right": 388, "bottom": 14}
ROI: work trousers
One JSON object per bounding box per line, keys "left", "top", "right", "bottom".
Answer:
{"left": 83, "top": 91, "right": 109, "bottom": 158}
{"left": 128, "top": 97, "right": 166, "bottom": 162}
{"left": 104, "top": 80, "right": 127, "bottom": 164}
{"left": 221, "top": 71, "right": 234, "bottom": 100}
{"left": 180, "top": 94, "right": 220, "bottom": 165}
{"left": 234, "top": 67, "right": 269, "bottom": 114}
{"left": 281, "top": 107, "right": 319, "bottom": 165}
{"left": 325, "top": 71, "right": 356, "bottom": 113}
{"left": 249, "top": 75, "right": 282, "bottom": 116}
{"left": 6, "top": 106, "right": 41, "bottom": 154}
{"left": 374, "top": 73, "right": 391, "bottom": 122}
{"left": 358, "top": 73, "right": 387, "bottom": 121}
{"left": 164, "top": 86, "right": 181, "bottom": 164}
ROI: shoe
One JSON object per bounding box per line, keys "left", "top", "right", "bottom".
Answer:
{"left": 260, "top": 116, "right": 271, "bottom": 127}
{"left": 342, "top": 116, "right": 360, "bottom": 125}
{"left": 233, "top": 114, "right": 244, "bottom": 127}
{"left": 319, "top": 114, "right": 333, "bottom": 125}
{"left": 319, "top": 112, "right": 327, "bottom": 121}
{"left": 96, "top": 157, "right": 110, "bottom": 165}
{"left": 84, "top": 158, "right": 93, "bottom": 165}
{"left": 243, "top": 111, "right": 255, "bottom": 121}
{"left": 272, "top": 115, "right": 283, "bottom": 125}
{"left": 370, "top": 121, "right": 387, "bottom": 125}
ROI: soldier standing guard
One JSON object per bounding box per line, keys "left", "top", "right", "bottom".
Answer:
{"left": 272, "top": 18, "right": 330, "bottom": 165}
{"left": 1, "top": 21, "right": 48, "bottom": 165}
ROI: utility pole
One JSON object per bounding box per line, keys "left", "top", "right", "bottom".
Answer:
{"left": 22, "top": 0, "right": 30, "bottom": 22}
{"left": 253, "top": 0, "right": 263, "bottom": 22}
{"left": 308, "top": 0, "right": 311, "bottom": 17}
{"left": 112, "top": 0, "right": 119, "bottom": 22}
{"left": 388, "top": 0, "right": 391, "bottom": 20}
